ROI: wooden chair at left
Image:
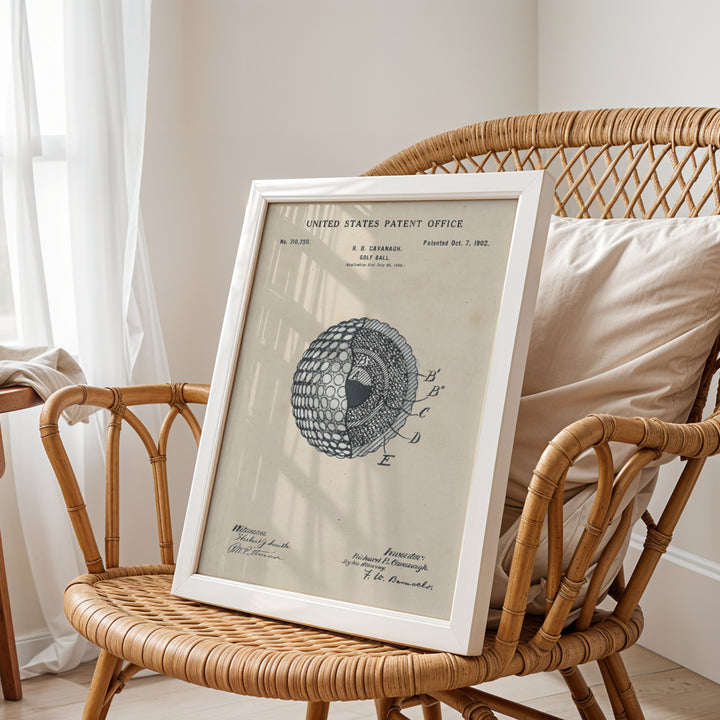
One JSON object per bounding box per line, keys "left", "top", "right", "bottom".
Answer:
{"left": 0, "top": 385, "right": 42, "bottom": 702}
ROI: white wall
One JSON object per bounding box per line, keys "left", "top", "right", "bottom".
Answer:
{"left": 538, "top": 0, "right": 720, "bottom": 111}
{"left": 539, "top": 0, "right": 720, "bottom": 683}
{"left": 143, "top": 0, "right": 539, "bottom": 385}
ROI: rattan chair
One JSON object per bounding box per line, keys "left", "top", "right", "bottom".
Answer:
{"left": 40, "top": 107, "right": 720, "bottom": 720}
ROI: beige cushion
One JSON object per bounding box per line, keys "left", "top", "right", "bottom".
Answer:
{"left": 489, "top": 214, "right": 720, "bottom": 622}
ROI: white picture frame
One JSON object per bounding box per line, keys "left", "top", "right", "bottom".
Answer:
{"left": 173, "top": 172, "right": 554, "bottom": 654}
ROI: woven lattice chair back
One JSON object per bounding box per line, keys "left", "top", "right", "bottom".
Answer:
{"left": 39, "top": 109, "right": 720, "bottom": 720}
{"left": 368, "top": 106, "right": 720, "bottom": 221}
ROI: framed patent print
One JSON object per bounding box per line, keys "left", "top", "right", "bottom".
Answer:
{"left": 173, "top": 172, "right": 554, "bottom": 654}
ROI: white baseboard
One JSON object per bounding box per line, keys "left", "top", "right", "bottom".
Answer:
{"left": 15, "top": 631, "right": 52, "bottom": 679}
{"left": 627, "top": 533, "right": 720, "bottom": 684}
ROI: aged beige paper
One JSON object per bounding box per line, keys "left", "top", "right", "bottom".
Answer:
{"left": 197, "top": 198, "right": 518, "bottom": 620}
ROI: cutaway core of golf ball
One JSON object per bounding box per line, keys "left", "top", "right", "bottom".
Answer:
{"left": 291, "top": 318, "right": 418, "bottom": 458}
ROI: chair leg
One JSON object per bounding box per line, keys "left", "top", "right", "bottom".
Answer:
{"left": 559, "top": 666, "right": 607, "bottom": 720}
{"left": 306, "top": 701, "right": 330, "bottom": 720}
{"left": 420, "top": 696, "right": 442, "bottom": 720}
{"left": 0, "top": 530, "right": 22, "bottom": 701}
{"left": 597, "top": 654, "right": 645, "bottom": 720}
{"left": 375, "top": 698, "right": 397, "bottom": 720}
{"left": 82, "top": 650, "right": 123, "bottom": 720}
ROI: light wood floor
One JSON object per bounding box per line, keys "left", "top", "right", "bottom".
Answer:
{"left": 3, "top": 645, "right": 720, "bottom": 719}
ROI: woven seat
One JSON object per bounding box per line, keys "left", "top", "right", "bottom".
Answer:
{"left": 41, "top": 108, "right": 720, "bottom": 720}
{"left": 63, "top": 564, "right": 643, "bottom": 702}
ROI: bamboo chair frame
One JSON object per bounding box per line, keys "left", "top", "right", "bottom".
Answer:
{"left": 40, "top": 108, "right": 720, "bottom": 720}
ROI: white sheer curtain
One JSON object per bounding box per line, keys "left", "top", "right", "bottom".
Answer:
{"left": 65, "top": 0, "right": 168, "bottom": 387}
{"left": 2, "top": 0, "right": 51, "bottom": 345}
{"left": 3, "top": 0, "right": 168, "bottom": 676}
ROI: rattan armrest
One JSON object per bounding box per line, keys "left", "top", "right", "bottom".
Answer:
{"left": 40, "top": 383, "right": 210, "bottom": 574}
{"left": 494, "top": 411, "right": 720, "bottom": 666}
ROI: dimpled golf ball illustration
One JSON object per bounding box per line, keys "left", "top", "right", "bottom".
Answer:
{"left": 291, "top": 318, "right": 418, "bottom": 458}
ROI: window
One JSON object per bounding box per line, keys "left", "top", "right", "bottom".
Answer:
{"left": 0, "top": 0, "right": 76, "bottom": 348}
{"left": 0, "top": 1, "right": 16, "bottom": 341}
